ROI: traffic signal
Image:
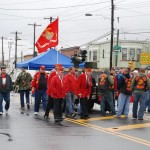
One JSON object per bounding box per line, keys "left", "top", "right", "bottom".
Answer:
{"left": 80, "top": 50, "right": 87, "bottom": 62}
{"left": 71, "top": 50, "right": 87, "bottom": 68}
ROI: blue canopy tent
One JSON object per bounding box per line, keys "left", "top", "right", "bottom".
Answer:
{"left": 17, "top": 48, "right": 84, "bottom": 70}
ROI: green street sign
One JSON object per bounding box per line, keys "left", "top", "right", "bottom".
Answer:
{"left": 113, "top": 45, "right": 121, "bottom": 52}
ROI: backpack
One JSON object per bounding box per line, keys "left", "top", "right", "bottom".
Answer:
{"left": 99, "top": 74, "right": 112, "bottom": 90}
{"left": 122, "top": 75, "right": 132, "bottom": 92}
{"left": 135, "top": 76, "right": 147, "bottom": 90}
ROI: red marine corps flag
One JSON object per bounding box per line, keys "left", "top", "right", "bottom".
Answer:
{"left": 35, "top": 18, "right": 58, "bottom": 53}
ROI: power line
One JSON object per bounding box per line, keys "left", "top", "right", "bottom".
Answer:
{"left": 0, "top": 0, "right": 50, "bottom": 6}
{"left": 0, "top": 1, "right": 111, "bottom": 11}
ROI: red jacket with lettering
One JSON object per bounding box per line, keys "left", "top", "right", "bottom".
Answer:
{"left": 32, "top": 71, "right": 48, "bottom": 90}
{"left": 50, "top": 74, "right": 68, "bottom": 99}
{"left": 76, "top": 73, "right": 92, "bottom": 98}
{"left": 64, "top": 73, "right": 77, "bottom": 94}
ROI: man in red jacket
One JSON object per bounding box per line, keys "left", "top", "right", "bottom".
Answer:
{"left": 50, "top": 67, "right": 68, "bottom": 123}
{"left": 76, "top": 68, "right": 92, "bottom": 119}
{"left": 32, "top": 65, "right": 48, "bottom": 115}
{"left": 64, "top": 66, "right": 77, "bottom": 118}
{"left": 44, "top": 64, "right": 62, "bottom": 119}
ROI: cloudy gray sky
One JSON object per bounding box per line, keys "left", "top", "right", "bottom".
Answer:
{"left": 0, "top": 0, "right": 150, "bottom": 60}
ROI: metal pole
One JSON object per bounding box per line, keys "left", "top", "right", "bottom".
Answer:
{"left": 115, "top": 29, "right": 119, "bottom": 67}
{"left": 28, "top": 23, "right": 41, "bottom": 57}
{"left": 33, "top": 23, "right": 36, "bottom": 57}
{"left": 15, "top": 32, "right": 17, "bottom": 68}
{"left": 110, "top": 0, "right": 114, "bottom": 70}
{"left": 2, "top": 37, "right": 4, "bottom": 66}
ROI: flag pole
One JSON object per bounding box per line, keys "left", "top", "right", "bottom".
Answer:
{"left": 57, "top": 49, "right": 58, "bottom": 64}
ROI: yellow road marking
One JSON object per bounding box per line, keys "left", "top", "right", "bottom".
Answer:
{"left": 77, "top": 115, "right": 127, "bottom": 122}
{"left": 107, "top": 123, "right": 150, "bottom": 132}
{"left": 65, "top": 118, "right": 150, "bottom": 147}
{"left": 77, "top": 116, "right": 115, "bottom": 122}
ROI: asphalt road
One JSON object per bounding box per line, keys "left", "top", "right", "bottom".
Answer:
{"left": 0, "top": 92, "right": 150, "bottom": 150}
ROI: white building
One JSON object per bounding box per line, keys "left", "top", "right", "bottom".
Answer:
{"left": 85, "top": 40, "right": 150, "bottom": 69}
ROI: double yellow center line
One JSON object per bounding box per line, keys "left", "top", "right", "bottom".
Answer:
{"left": 65, "top": 118, "right": 150, "bottom": 147}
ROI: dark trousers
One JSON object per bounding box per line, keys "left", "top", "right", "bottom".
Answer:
{"left": 53, "top": 98, "right": 63, "bottom": 121}
{"left": 45, "top": 96, "right": 53, "bottom": 116}
{"left": 80, "top": 98, "right": 89, "bottom": 117}
{"left": 19, "top": 90, "right": 30, "bottom": 107}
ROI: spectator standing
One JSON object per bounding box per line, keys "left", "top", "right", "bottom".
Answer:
{"left": 132, "top": 68, "right": 150, "bottom": 120}
{"left": 145, "top": 70, "right": 150, "bottom": 113}
{"left": 116, "top": 68, "right": 132, "bottom": 118}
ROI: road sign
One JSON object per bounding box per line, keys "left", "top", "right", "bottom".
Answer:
{"left": 140, "top": 53, "right": 150, "bottom": 65}
{"left": 113, "top": 45, "right": 121, "bottom": 52}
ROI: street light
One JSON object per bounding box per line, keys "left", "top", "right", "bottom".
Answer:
{"left": 85, "top": 13, "right": 111, "bottom": 20}
{"left": 85, "top": 7, "right": 114, "bottom": 70}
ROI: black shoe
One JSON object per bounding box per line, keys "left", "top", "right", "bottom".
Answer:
{"left": 148, "top": 110, "right": 150, "bottom": 113}
{"left": 138, "top": 118, "right": 143, "bottom": 120}
{"left": 59, "top": 117, "right": 65, "bottom": 121}
{"left": 80, "top": 116, "right": 88, "bottom": 119}
{"left": 44, "top": 114, "right": 50, "bottom": 119}
{"left": 65, "top": 115, "right": 71, "bottom": 118}
{"left": 27, "top": 104, "right": 30, "bottom": 109}
{"left": 55, "top": 119, "right": 60, "bottom": 122}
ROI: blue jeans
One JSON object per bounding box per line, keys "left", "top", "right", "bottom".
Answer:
{"left": 145, "top": 90, "right": 150, "bottom": 111}
{"left": 19, "top": 90, "right": 30, "bottom": 107}
{"left": 117, "top": 93, "right": 131, "bottom": 117}
{"left": 0, "top": 92, "right": 10, "bottom": 112}
{"left": 65, "top": 92, "right": 74, "bottom": 116}
{"left": 34, "top": 90, "right": 47, "bottom": 112}
{"left": 100, "top": 91, "right": 116, "bottom": 115}
{"left": 133, "top": 92, "right": 147, "bottom": 119}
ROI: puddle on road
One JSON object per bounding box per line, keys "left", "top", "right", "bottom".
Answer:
{"left": 0, "top": 132, "right": 13, "bottom": 141}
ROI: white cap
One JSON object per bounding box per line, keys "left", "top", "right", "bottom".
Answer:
{"left": 132, "top": 70, "right": 138, "bottom": 74}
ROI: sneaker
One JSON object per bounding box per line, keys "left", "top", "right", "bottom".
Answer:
{"left": 132, "top": 117, "right": 137, "bottom": 120}
{"left": 27, "top": 104, "right": 30, "bottom": 109}
{"left": 71, "top": 113, "right": 77, "bottom": 118}
{"left": 5, "top": 110, "right": 8, "bottom": 114}
{"left": 20, "top": 107, "right": 25, "bottom": 110}
{"left": 0, "top": 112, "right": 3, "bottom": 115}
{"left": 34, "top": 112, "right": 38, "bottom": 115}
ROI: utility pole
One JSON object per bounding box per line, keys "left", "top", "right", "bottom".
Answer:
{"left": 110, "top": 0, "right": 114, "bottom": 70}
{"left": 115, "top": 29, "right": 119, "bottom": 67}
{"left": 8, "top": 41, "right": 14, "bottom": 61}
{"left": 44, "top": 16, "right": 53, "bottom": 23}
{"left": 1, "top": 37, "right": 4, "bottom": 66}
{"left": 28, "top": 23, "right": 41, "bottom": 57}
{"left": 11, "top": 31, "right": 22, "bottom": 68}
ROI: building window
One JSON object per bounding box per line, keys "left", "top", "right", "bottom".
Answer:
{"left": 93, "top": 50, "right": 97, "bottom": 61}
{"left": 130, "top": 48, "right": 135, "bottom": 60}
{"left": 89, "top": 51, "right": 91, "bottom": 61}
{"left": 122, "top": 48, "right": 127, "bottom": 61}
{"left": 137, "top": 49, "right": 141, "bottom": 61}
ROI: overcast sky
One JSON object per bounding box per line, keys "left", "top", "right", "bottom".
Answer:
{"left": 0, "top": 0, "right": 150, "bottom": 60}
